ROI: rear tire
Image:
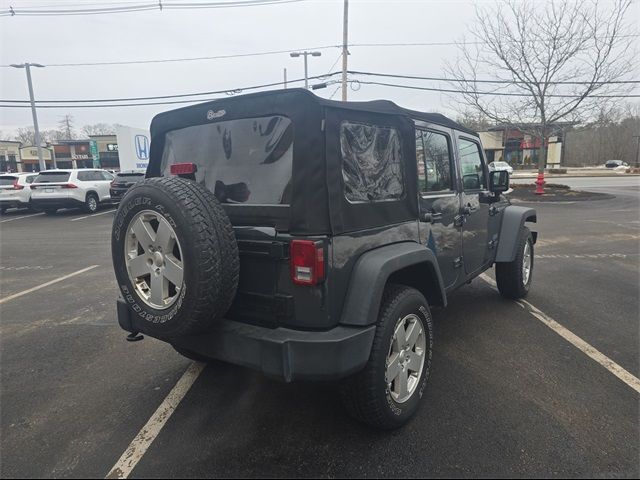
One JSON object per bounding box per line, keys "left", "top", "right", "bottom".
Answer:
{"left": 495, "top": 226, "right": 534, "bottom": 299}
{"left": 84, "top": 193, "right": 99, "bottom": 213}
{"left": 340, "top": 284, "right": 433, "bottom": 430}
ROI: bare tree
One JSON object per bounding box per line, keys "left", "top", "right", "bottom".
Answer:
{"left": 446, "top": 0, "right": 636, "bottom": 187}
{"left": 58, "top": 114, "right": 75, "bottom": 140}
{"left": 81, "top": 123, "right": 116, "bottom": 137}
{"left": 455, "top": 109, "right": 493, "bottom": 132}
{"left": 14, "top": 127, "right": 67, "bottom": 145}
{"left": 42, "top": 129, "right": 67, "bottom": 143}
{"left": 564, "top": 104, "right": 640, "bottom": 166}
{"left": 14, "top": 127, "right": 37, "bottom": 145}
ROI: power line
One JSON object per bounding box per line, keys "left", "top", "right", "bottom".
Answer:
{"left": 2, "top": 71, "right": 639, "bottom": 110}
{"left": 4, "top": 37, "right": 638, "bottom": 69}
{"left": 349, "top": 71, "right": 640, "bottom": 86}
{"left": 348, "top": 35, "right": 640, "bottom": 48}
{"left": 2, "top": 70, "right": 637, "bottom": 105}
{"left": 0, "top": 72, "right": 341, "bottom": 106}
{"left": 354, "top": 80, "right": 640, "bottom": 98}
{"left": 0, "top": 0, "right": 306, "bottom": 17}
{"left": 0, "top": 45, "right": 340, "bottom": 68}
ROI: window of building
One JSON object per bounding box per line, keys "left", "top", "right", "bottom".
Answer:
{"left": 340, "top": 121, "right": 404, "bottom": 202}
{"left": 457, "top": 138, "right": 486, "bottom": 190}
{"left": 416, "top": 130, "right": 453, "bottom": 193}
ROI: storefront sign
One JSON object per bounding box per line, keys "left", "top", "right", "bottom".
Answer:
{"left": 89, "top": 140, "right": 100, "bottom": 168}
{"left": 116, "top": 125, "right": 150, "bottom": 171}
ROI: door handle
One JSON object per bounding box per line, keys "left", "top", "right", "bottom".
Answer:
{"left": 422, "top": 212, "right": 443, "bottom": 223}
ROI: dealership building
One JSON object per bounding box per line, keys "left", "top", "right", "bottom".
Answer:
{"left": 478, "top": 122, "right": 573, "bottom": 169}
{"left": 0, "top": 141, "right": 22, "bottom": 172}
{"left": 0, "top": 134, "right": 122, "bottom": 173}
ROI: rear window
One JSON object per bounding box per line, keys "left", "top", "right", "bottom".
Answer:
{"left": 0, "top": 176, "right": 17, "bottom": 186}
{"left": 161, "top": 116, "right": 293, "bottom": 205}
{"left": 34, "top": 172, "right": 71, "bottom": 183}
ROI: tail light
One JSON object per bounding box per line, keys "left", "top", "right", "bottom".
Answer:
{"left": 290, "top": 240, "right": 325, "bottom": 286}
{"left": 12, "top": 180, "right": 24, "bottom": 190}
{"left": 170, "top": 163, "right": 197, "bottom": 175}
{"left": 61, "top": 183, "right": 78, "bottom": 189}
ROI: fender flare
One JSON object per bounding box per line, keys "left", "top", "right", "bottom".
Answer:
{"left": 339, "top": 242, "right": 446, "bottom": 327}
{"left": 85, "top": 190, "right": 100, "bottom": 203}
{"left": 495, "top": 205, "right": 537, "bottom": 262}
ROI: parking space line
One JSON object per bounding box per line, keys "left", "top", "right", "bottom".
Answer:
{"left": 105, "top": 362, "right": 205, "bottom": 479}
{"left": 0, "top": 212, "right": 44, "bottom": 223}
{"left": 0, "top": 265, "right": 99, "bottom": 305}
{"left": 479, "top": 273, "right": 640, "bottom": 394}
{"left": 70, "top": 209, "right": 116, "bottom": 222}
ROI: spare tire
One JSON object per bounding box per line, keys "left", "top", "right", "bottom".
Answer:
{"left": 112, "top": 176, "right": 239, "bottom": 337}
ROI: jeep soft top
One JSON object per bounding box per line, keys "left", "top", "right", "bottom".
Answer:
{"left": 112, "top": 88, "right": 536, "bottom": 429}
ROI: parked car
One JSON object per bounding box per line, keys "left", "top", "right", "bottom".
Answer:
{"left": 488, "top": 161, "right": 514, "bottom": 174}
{"left": 109, "top": 171, "right": 146, "bottom": 203}
{"left": 112, "top": 89, "right": 537, "bottom": 430}
{"left": 0, "top": 173, "right": 38, "bottom": 213}
{"left": 605, "top": 160, "right": 628, "bottom": 168}
{"left": 30, "top": 169, "right": 115, "bottom": 215}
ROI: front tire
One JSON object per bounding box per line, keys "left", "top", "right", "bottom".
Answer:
{"left": 495, "top": 226, "right": 534, "bottom": 299}
{"left": 340, "top": 284, "right": 433, "bottom": 430}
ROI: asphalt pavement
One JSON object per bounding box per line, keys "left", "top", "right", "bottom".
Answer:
{"left": 0, "top": 182, "right": 638, "bottom": 478}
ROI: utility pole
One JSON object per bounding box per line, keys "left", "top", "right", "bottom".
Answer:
{"left": 290, "top": 51, "right": 322, "bottom": 89}
{"left": 341, "top": 0, "right": 349, "bottom": 101}
{"left": 10, "top": 62, "right": 46, "bottom": 172}
{"left": 634, "top": 135, "right": 640, "bottom": 168}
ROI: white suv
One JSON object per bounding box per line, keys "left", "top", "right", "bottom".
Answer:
{"left": 30, "top": 169, "right": 115, "bottom": 215}
{"left": 0, "top": 172, "right": 39, "bottom": 213}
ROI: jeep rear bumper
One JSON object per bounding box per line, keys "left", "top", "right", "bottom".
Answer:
{"left": 117, "top": 297, "right": 375, "bottom": 382}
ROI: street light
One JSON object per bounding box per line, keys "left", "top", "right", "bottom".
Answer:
{"left": 289, "top": 51, "right": 321, "bottom": 89}
{"left": 10, "top": 62, "right": 46, "bottom": 172}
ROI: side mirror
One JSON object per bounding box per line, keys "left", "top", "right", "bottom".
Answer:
{"left": 489, "top": 170, "right": 509, "bottom": 194}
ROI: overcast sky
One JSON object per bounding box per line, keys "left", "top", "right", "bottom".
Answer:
{"left": 1, "top": 0, "right": 638, "bottom": 138}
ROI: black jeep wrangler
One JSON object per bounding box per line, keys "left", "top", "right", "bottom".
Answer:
{"left": 112, "top": 89, "right": 536, "bottom": 429}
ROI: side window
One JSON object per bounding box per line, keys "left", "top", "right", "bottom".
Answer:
{"left": 100, "top": 171, "right": 114, "bottom": 181}
{"left": 340, "top": 121, "right": 404, "bottom": 202}
{"left": 77, "top": 171, "right": 89, "bottom": 181}
{"left": 26, "top": 175, "right": 36, "bottom": 184}
{"left": 415, "top": 129, "right": 453, "bottom": 193}
{"left": 457, "top": 138, "right": 486, "bottom": 190}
